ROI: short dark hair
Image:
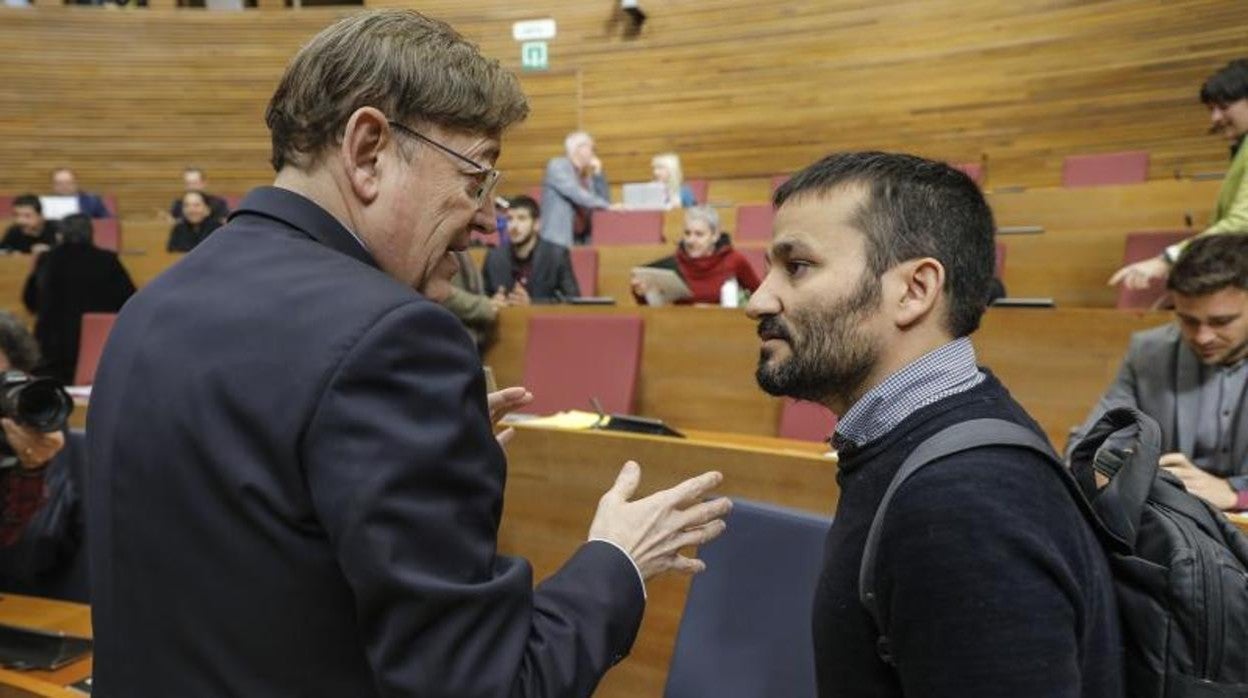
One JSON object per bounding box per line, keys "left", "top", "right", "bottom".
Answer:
{"left": 59, "top": 213, "right": 94, "bottom": 246}
{"left": 1167, "top": 234, "right": 1248, "bottom": 296}
{"left": 183, "top": 190, "right": 208, "bottom": 207}
{"left": 12, "top": 194, "right": 40, "bottom": 214}
{"left": 506, "top": 194, "right": 540, "bottom": 219}
{"left": 265, "top": 9, "right": 529, "bottom": 172}
{"left": 1200, "top": 59, "right": 1248, "bottom": 105}
{"left": 774, "top": 151, "right": 996, "bottom": 337}
{"left": 0, "top": 312, "right": 40, "bottom": 373}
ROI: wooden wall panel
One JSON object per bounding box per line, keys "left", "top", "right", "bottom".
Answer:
{"left": 1, "top": 1, "right": 1246, "bottom": 218}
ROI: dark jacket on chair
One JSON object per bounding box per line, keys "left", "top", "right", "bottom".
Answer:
{"left": 85, "top": 187, "right": 644, "bottom": 697}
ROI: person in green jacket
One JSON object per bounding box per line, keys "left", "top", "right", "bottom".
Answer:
{"left": 1111, "top": 59, "right": 1248, "bottom": 290}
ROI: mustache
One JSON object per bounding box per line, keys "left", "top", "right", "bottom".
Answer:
{"left": 756, "top": 315, "right": 793, "bottom": 342}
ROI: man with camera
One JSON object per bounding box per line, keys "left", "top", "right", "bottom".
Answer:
{"left": 0, "top": 312, "right": 66, "bottom": 545}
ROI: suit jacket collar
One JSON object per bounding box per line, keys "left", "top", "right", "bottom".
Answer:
{"left": 230, "top": 186, "right": 378, "bottom": 270}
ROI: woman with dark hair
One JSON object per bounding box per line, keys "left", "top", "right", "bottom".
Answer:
{"left": 1112, "top": 58, "right": 1248, "bottom": 289}
{"left": 23, "top": 214, "right": 135, "bottom": 384}
{"left": 167, "top": 190, "right": 222, "bottom": 252}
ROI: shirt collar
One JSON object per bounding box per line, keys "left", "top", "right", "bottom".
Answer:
{"left": 229, "top": 186, "right": 377, "bottom": 270}
{"left": 834, "top": 337, "right": 984, "bottom": 450}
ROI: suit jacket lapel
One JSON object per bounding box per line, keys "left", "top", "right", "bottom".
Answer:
{"left": 1174, "top": 338, "right": 1201, "bottom": 458}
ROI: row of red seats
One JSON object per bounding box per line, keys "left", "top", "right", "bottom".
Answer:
{"left": 72, "top": 311, "right": 838, "bottom": 442}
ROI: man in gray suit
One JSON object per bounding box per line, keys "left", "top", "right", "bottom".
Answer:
{"left": 1073, "top": 233, "right": 1248, "bottom": 511}
{"left": 540, "top": 131, "right": 613, "bottom": 246}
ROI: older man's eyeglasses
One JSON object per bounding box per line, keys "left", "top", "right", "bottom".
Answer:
{"left": 387, "top": 120, "right": 501, "bottom": 206}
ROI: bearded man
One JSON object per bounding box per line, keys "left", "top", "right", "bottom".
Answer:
{"left": 745, "top": 152, "right": 1123, "bottom": 698}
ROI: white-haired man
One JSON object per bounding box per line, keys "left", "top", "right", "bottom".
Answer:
{"left": 540, "top": 131, "right": 613, "bottom": 246}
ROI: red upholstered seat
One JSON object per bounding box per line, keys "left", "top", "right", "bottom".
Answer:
{"left": 522, "top": 314, "right": 644, "bottom": 415}
{"left": 735, "top": 205, "right": 774, "bottom": 243}
{"left": 995, "top": 241, "right": 1007, "bottom": 277}
{"left": 778, "top": 399, "right": 838, "bottom": 443}
{"left": 685, "top": 179, "right": 709, "bottom": 205}
{"left": 590, "top": 210, "right": 664, "bottom": 245}
{"left": 569, "top": 246, "right": 599, "bottom": 296}
{"left": 952, "top": 162, "right": 984, "bottom": 186}
{"left": 527, "top": 185, "right": 543, "bottom": 203}
{"left": 101, "top": 194, "right": 119, "bottom": 218}
{"left": 1116, "top": 230, "right": 1192, "bottom": 309}
{"left": 75, "top": 313, "right": 118, "bottom": 386}
{"left": 0, "top": 195, "right": 14, "bottom": 219}
{"left": 1061, "top": 151, "right": 1149, "bottom": 187}
{"left": 222, "top": 194, "right": 244, "bottom": 213}
{"left": 92, "top": 218, "right": 121, "bottom": 252}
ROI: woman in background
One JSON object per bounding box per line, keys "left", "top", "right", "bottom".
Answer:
{"left": 167, "top": 191, "right": 222, "bottom": 253}
{"left": 632, "top": 205, "right": 759, "bottom": 305}
{"left": 652, "top": 152, "right": 698, "bottom": 209}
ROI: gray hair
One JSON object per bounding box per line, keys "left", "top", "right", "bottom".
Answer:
{"left": 684, "top": 205, "right": 719, "bottom": 233}
{"left": 565, "top": 131, "right": 593, "bottom": 157}
{"left": 265, "top": 9, "right": 529, "bottom": 172}
{"left": 0, "top": 312, "right": 40, "bottom": 373}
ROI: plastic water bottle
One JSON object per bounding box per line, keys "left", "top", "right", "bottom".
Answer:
{"left": 720, "top": 277, "right": 740, "bottom": 308}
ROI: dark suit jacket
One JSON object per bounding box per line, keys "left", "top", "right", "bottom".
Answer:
{"left": 482, "top": 238, "right": 581, "bottom": 301}
{"left": 86, "top": 187, "right": 643, "bottom": 697}
{"left": 23, "top": 243, "right": 134, "bottom": 385}
{"left": 1069, "top": 322, "right": 1248, "bottom": 479}
{"left": 76, "top": 193, "right": 110, "bottom": 219}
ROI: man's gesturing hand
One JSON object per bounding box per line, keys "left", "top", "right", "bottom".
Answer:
{"left": 588, "top": 461, "right": 731, "bottom": 579}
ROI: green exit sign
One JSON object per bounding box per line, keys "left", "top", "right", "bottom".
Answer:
{"left": 521, "top": 41, "right": 548, "bottom": 71}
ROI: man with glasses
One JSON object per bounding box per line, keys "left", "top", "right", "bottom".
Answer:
{"left": 87, "top": 10, "right": 730, "bottom": 697}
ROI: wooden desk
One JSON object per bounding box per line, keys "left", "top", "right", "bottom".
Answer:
{"left": 497, "top": 424, "right": 836, "bottom": 698}
{"left": 0, "top": 595, "right": 90, "bottom": 698}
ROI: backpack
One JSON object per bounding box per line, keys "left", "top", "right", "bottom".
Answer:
{"left": 859, "top": 407, "right": 1248, "bottom": 697}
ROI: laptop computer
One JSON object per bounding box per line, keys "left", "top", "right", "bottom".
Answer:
{"left": 38, "top": 196, "right": 80, "bottom": 221}
{"left": 621, "top": 182, "right": 667, "bottom": 210}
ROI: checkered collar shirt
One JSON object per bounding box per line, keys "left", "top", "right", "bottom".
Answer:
{"left": 832, "top": 337, "right": 985, "bottom": 452}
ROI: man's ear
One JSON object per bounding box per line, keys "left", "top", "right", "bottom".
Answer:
{"left": 890, "top": 257, "right": 945, "bottom": 329}
{"left": 339, "top": 107, "right": 390, "bottom": 205}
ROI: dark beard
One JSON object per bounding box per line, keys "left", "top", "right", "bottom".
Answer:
{"left": 754, "top": 276, "right": 881, "bottom": 407}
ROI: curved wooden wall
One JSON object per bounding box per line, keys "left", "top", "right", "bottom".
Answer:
{"left": 1, "top": 1, "right": 1246, "bottom": 216}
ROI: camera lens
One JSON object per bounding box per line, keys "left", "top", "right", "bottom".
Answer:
{"left": 14, "top": 380, "right": 71, "bottom": 432}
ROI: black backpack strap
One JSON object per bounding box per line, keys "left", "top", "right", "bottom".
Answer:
{"left": 858, "top": 418, "right": 1058, "bottom": 664}
{"left": 1068, "top": 407, "right": 1162, "bottom": 550}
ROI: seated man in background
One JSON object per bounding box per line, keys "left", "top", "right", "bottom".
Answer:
{"left": 1111, "top": 58, "right": 1248, "bottom": 289}
{"left": 170, "top": 167, "right": 229, "bottom": 223}
{"left": 23, "top": 214, "right": 134, "bottom": 384}
{"left": 0, "top": 311, "right": 66, "bottom": 546}
{"left": 0, "top": 195, "right": 57, "bottom": 254}
{"left": 49, "top": 167, "right": 110, "bottom": 219}
{"left": 632, "top": 205, "right": 760, "bottom": 305}
{"left": 541, "top": 131, "right": 612, "bottom": 246}
{"left": 166, "top": 191, "right": 222, "bottom": 252}
{"left": 1075, "top": 233, "right": 1248, "bottom": 511}
{"left": 483, "top": 195, "right": 580, "bottom": 304}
